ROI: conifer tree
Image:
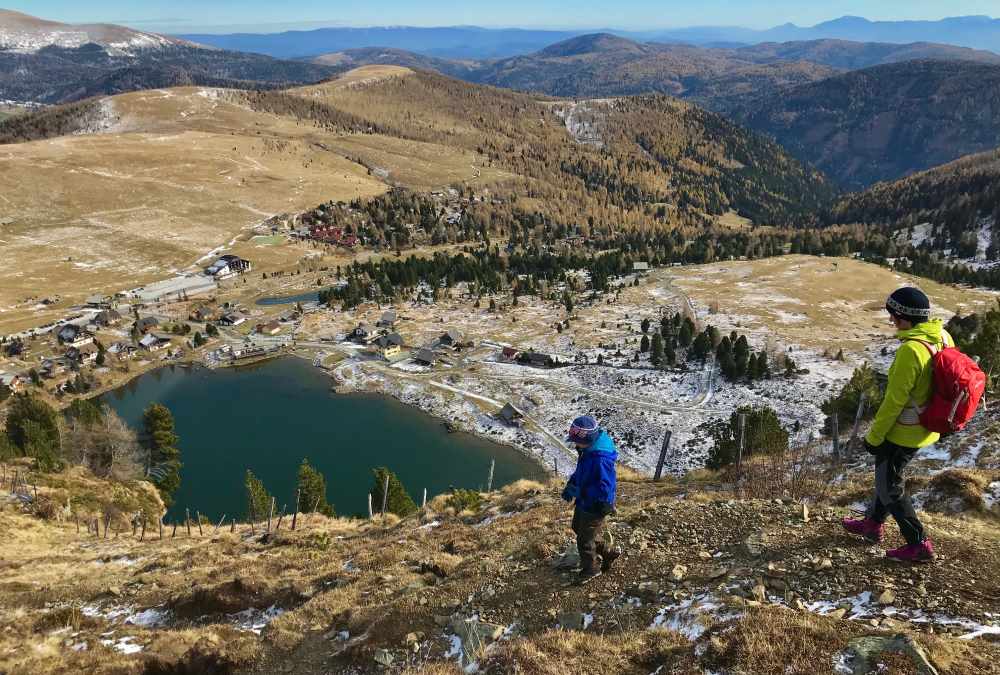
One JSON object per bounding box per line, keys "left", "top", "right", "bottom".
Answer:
{"left": 640, "top": 334, "right": 650, "bottom": 353}
{"left": 245, "top": 469, "right": 273, "bottom": 521}
{"left": 371, "top": 467, "right": 417, "bottom": 517}
{"left": 142, "top": 403, "right": 181, "bottom": 506}
{"left": 297, "top": 458, "right": 335, "bottom": 517}
{"left": 5, "top": 393, "right": 62, "bottom": 470}
{"left": 651, "top": 332, "right": 664, "bottom": 366}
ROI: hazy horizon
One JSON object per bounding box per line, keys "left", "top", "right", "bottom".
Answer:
{"left": 3, "top": 1, "right": 999, "bottom": 34}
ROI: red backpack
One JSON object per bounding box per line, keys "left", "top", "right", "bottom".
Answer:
{"left": 909, "top": 340, "right": 987, "bottom": 434}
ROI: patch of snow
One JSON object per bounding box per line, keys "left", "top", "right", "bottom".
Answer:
{"left": 583, "top": 613, "right": 594, "bottom": 629}
{"left": 984, "top": 482, "right": 1000, "bottom": 511}
{"left": 229, "top": 605, "right": 284, "bottom": 634}
{"left": 99, "top": 635, "right": 143, "bottom": 655}
{"left": 418, "top": 519, "right": 442, "bottom": 530}
{"left": 126, "top": 607, "right": 170, "bottom": 628}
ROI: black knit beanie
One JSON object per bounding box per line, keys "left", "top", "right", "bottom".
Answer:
{"left": 886, "top": 287, "right": 931, "bottom": 323}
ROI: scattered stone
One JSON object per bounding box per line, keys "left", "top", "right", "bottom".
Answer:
{"left": 830, "top": 608, "right": 848, "bottom": 620}
{"left": 374, "top": 648, "right": 394, "bottom": 667}
{"left": 877, "top": 590, "right": 896, "bottom": 606}
{"left": 558, "top": 611, "right": 587, "bottom": 630}
{"left": 752, "top": 584, "right": 767, "bottom": 603}
{"left": 840, "top": 635, "right": 940, "bottom": 675}
{"left": 801, "top": 502, "right": 810, "bottom": 523}
{"left": 671, "top": 564, "right": 688, "bottom": 581}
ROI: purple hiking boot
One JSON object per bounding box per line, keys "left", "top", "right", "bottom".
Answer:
{"left": 841, "top": 517, "right": 884, "bottom": 543}
{"left": 886, "top": 540, "right": 935, "bottom": 563}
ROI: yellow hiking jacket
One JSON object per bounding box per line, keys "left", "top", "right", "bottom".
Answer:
{"left": 866, "top": 320, "right": 953, "bottom": 449}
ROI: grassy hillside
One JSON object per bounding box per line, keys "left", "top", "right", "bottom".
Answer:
{"left": 736, "top": 60, "right": 1000, "bottom": 189}
{"left": 2, "top": 420, "right": 999, "bottom": 673}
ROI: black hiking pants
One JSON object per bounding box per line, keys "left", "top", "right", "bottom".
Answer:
{"left": 865, "top": 440, "right": 925, "bottom": 546}
{"left": 572, "top": 508, "right": 609, "bottom": 573}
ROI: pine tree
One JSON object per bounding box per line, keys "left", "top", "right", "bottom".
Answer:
{"left": 641, "top": 318, "right": 651, "bottom": 334}
{"left": 297, "top": 458, "right": 335, "bottom": 517}
{"left": 142, "top": 403, "right": 181, "bottom": 507}
{"left": 245, "top": 469, "right": 273, "bottom": 521}
{"left": 678, "top": 318, "right": 694, "bottom": 347}
{"left": 5, "top": 393, "right": 61, "bottom": 470}
{"left": 371, "top": 467, "right": 417, "bottom": 517}
{"left": 690, "top": 330, "right": 712, "bottom": 362}
{"left": 651, "top": 332, "right": 664, "bottom": 366}
{"left": 640, "top": 334, "right": 650, "bottom": 353}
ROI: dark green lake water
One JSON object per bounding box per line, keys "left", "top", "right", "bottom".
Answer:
{"left": 101, "top": 358, "right": 543, "bottom": 521}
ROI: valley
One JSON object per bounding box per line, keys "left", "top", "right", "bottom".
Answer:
{"left": 2, "top": 7, "right": 1000, "bottom": 675}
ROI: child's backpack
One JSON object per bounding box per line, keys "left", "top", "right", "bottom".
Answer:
{"left": 909, "top": 340, "right": 987, "bottom": 434}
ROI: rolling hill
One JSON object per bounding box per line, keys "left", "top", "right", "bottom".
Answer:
{"left": 735, "top": 60, "right": 1000, "bottom": 189}
{"left": 0, "top": 9, "right": 338, "bottom": 104}
{"left": 310, "top": 34, "right": 1000, "bottom": 114}
{"left": 0, "top": 65, "right": 832, "bottom": 324}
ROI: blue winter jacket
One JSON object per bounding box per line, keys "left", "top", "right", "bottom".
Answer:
{"left": 563, "top": 429, "right": 618, "bottom": 514}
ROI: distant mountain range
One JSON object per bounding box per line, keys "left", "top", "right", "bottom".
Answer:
{"left": 0, "top": 9, "right": 336, "bottom": 104}
{"left": 177, "top": 15, "right": 1000, "bottom": 59}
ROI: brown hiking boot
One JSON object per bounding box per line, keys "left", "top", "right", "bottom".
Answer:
{"left": 601, "top": 546, "right": 622, "bottom": 573}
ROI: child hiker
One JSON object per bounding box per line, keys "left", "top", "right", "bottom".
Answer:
{"left": 842, "top": 287, "right": 953, "bottom": 562}
{"left": 561, "top": 415, "right": 622, "bottom": 583}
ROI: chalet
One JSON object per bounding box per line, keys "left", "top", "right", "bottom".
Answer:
{"left": 65, "top": 330, "right": 95, "bottom": 348}
{"left": 414, "top": 348, "right": 438, "bottom": 366}
{"left": 439, "top": 329, "right": 464, "bottom": 349}
{"left": 232, "top": 345, "right": 267, "bottom": 361}
{"left": 93, "top": 309, "right": 122, "bottom": 327}
{"left": 378, "top": 309, "right": 398, "bottom": 329}
{"left": 497, "top": 403, "right": 524, "bottom": 426}
{"left": 139, "top": 334, "right": 170, "bottom": 352}
{"left": 108, "top": 342, "right": 137, "bottom": 360}
{"left": 86, "top": 295, "right": 112, "bottom": 309}
{"left": 67, "top": 343, "right": 99, "bottom": 365}
{"left": 57, "top": 324, "right": 82, "bottom": 344}
{"left": 257, "top": 321, "right": 282, "bottom": 336}
{"left": 205, "top": 254, "right": 252, "bottom": 280}
{"left": 521, "top": 351, "right": 555, "bottom": 368}
{"left": 219, "top": 312, "right": 247, "bottom": 327}
{"left": 633, "top": 261, "right": 651, "bottom": 274}
{"left": 134, "top": 317, "right": 159, "bottom": 335}
{"left": 374, "top": 333, "right": 404, "bottom": 360}
{"left": 350, "top": 323, "right": 378, "bottom": 345}
{"left": 500, "top": 346, "right": 521, "bottom": 362}
{"left": 0, "top": 372, "right": 24, "bottom": 395}
{"left": 41, "top": 358, "right": 68, "bottom": 379}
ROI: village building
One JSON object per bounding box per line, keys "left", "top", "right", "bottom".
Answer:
{"left": 139, "top": 334, "right": 170, "bottom": 352}
{"left": 219, "top": 312, "right": 247, "bottom": 327}
{"left": 134, "top": 317, "right": 159, "bottom": 335}
{"left": 205, "top": 254, "right": 253, "bottom": 280}
{"left": 439, "top": 329, "right": 464, "bottom": 349}
{"left": 257, "top": 321, "right": 282, "bottom": 336}
{"left": 41, "top": 358, "right": 68, "bottom": 379}
{"left": 93, "top": 309, "right": 122, "bottom": 327}
{"left": 108, "top": 342, "right": 137, "bottom": 360}
{"left": 351, "top": 323, "right": 379, "bottom": 344}
{"left": 497, "top": 402, "right": 525, "bottom": 426}
{"left": 130, "top": 275, "right": 217, "bottom": 303}
{"left": 0, "top": 372, "right": 25, "bottom": 395}
{"left": 67, "top": 343, "right": 99, "bottom": 365}
{"left": 189, "top": 305, "right": 218, "bottom": 322}
{"left": 521, "top": 351, "right": 555, "bottom": 368}
{"left": 633, "top": 261, "right": 651, "bottom": 274}
{"left": 377, "top": 309, "right": 398, "bottom": 329}
{"left": 500, "top": 346, "right": 521, "bottom": 362}
{"left": 85, "top": 294, "right": 111, "bottom": 309}
{"left": 414, "top": 348, "right": 438, "bottom": 366}
{"left": 57, "top": 324, "right": 82, "bottom": 344}
{"left": 374, "top": 333, "right": 404, "bottom": 360}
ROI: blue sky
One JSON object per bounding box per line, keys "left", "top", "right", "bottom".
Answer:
{"left": 7, "top": 0, "right": 1000, "bottom": 33}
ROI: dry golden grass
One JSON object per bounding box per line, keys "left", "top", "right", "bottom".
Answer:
{"left": 667, "top": 255, "right": 997, "bottom": 352}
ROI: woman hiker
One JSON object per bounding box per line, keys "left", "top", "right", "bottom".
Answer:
{"left": 842, "top": 287, "right": 952, "bottom": 562}
{"left": 561, "top": 415, "right": 622, "bottom": 583}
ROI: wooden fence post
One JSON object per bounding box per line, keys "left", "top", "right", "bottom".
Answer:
{"left": 848, "top": 393, "right": 869, "bottom": 455}
{"left": 195, "top": 511, "right": 204, "bottom": 536}
{"left": 159, "top": 519, "right": 163, "bottom": 540}
{"left": 291, "top": 490, "right": 300, "bottom": 531}
{"left": 367, "top": 493, "right": 373, "bottom": 519}
{"left": 653, "top": 430, "right": 673, "bottom": 481}
{"left": 831, "top": 415, "right": 841, "bottom": 460}
{"left": 267, "top": 497, "right": 275, "bottom": 533}
{"left": 230, "top": 519, "right": 236, "bottom": 533}
{"left": 185, "top": 509, "right": 192, "bottom": 537}
{"left": 214, "top": 514, "right": 226, "bottom": 534}
{"left": 171, "top": 521, "right": 177, "bottom": 538}
{"left": 276, "top": 505, "right": 286, "bottom": 531}
{"left": 487, "top": 459, "right": 495, "bottom": 492}
{"left": 736, "top": 413, "right": 747, "bottom": 480}
{"left": 422, "top": 488, "right": 427, "bottom": 509}
{"left": 380, "top": 474, "right": 390, "bottom": 515}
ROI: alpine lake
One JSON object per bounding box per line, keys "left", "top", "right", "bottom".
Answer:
{"left": 100, "top": 357, "right": 544, "bottom": 521}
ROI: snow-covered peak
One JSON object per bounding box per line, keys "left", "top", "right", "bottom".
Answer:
{"left": 0, "top": 9, "right": 181, "bottom": 55}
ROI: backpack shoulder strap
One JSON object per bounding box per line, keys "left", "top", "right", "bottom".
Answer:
{"left": 903, "top": 338, "right": 939, "bottom": 357}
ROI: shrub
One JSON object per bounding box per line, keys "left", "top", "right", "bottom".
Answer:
{"left": 297, "top": 458, "right": 335, "bottom": 516}
{"left": 371, "top": 466, "right": 417, "bottom": 517}
{"left": 705, "top": 406, "right": 789, "bottom": 470}
{"left": 822, "top": 363, "right": 883, "bottom": 431}
{"left": 446, "top": 488, "right": 483, "bottom": 513}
